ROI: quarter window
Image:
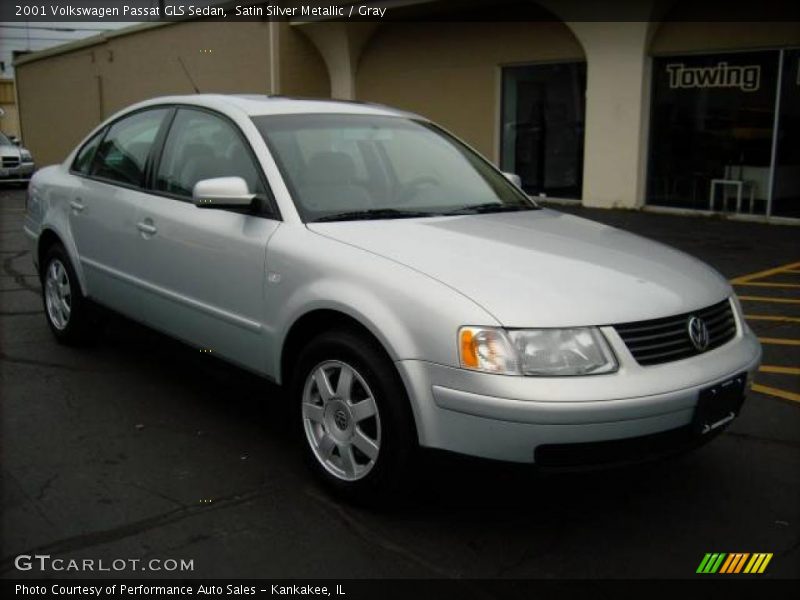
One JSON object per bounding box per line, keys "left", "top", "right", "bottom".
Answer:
{"left": 155, "top": 108, "right": 266, "bottom": 199}
{"left": 90, "top": 109, "right": 168, "bottom": 187}
{"left": 71, "top": 128, "right": 105, "bottom": 175}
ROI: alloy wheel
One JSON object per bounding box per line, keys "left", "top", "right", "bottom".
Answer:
{"left": 302, "top": 360, "right": 381, "bottom": 482}
{"left": 45, "top": 259, "right": 72, "bottom": 330}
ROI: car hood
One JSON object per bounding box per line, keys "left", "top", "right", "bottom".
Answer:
{"left": 307, "top": 209, "right": 732, "bottom": 327}
{"left": 0, "top": 143, "right": 20, "bottom": 157}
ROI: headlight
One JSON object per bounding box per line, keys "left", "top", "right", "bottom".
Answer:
{"left": 508, "top": 327, "right": 618, "bottom": 375}
{"left": 459, "top": 326, "right": 617, "bottom": 376}
{"left": 20, "top": 149, "right": 33, "bottom": 162}
{"left": 730, "top": 295, "right": 750, "bottom": 334}
{"left": 459, "top": 327, "right": 519, "bottom": 374}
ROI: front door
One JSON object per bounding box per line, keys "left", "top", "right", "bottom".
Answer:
{"left": 130, "top": 108, "right": 280, "bottom": 374}
{"left": 500, "top": 62, "right": 586, "bottom": 199}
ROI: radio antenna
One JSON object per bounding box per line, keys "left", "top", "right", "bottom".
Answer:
{"left": 177, "top": 56, "right": 200, "bottom": 93}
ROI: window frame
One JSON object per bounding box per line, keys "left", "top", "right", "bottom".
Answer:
{"left": 148, "top": 105, "right": 280, "bottom": 220}
{"left": 69, "top": 126, "right": 108, "bottom": 176}
{"left": 67, "top": 103, "right": 280, "bottom": 221}
{"left": 81, "top": 105, "right": 173, "bottom": 192}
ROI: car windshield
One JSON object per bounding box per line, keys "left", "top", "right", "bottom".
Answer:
{"left": 252, "top": 113, "right": 537, "bottom": 222}
{"left": 0, "top": 132, "right": 11, "bottom": 145}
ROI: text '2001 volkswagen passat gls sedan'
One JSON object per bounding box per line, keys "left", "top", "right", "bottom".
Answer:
{"left": 24, "top": 95, "right": 761, "bottom": 500}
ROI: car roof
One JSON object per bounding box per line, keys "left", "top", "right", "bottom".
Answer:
{"left": 126, "top": 94, "right": 419, "bottom": 120}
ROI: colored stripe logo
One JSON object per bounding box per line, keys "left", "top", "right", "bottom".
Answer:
{"left": 697, "top": 553, "right": 773, "bottom": 574}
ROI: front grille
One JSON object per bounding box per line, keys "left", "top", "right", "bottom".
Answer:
{"left": 2, "top": 156, "right": 20, "bottom": 168}
{"left": 614, "top": 299, "right": 736, "bottom": 366}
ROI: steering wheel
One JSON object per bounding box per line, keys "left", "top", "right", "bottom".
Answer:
{"left": 397, "top": 176, "right": 441, "bottom": 204}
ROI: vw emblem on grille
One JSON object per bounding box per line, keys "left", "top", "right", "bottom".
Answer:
{"left": 687, "top": 316, "right": 710, "bottom": 351}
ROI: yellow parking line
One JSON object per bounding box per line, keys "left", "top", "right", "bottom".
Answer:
{"left": 735, "top": 262, "right": 800, "bottom": 409}
{"left": 758, "top": 337, "right": 800, "bottom": 346}
{"left": 752, "top": 384, "right": 800, "bottom": 403}
{"left": 745, "top": 315, "right": 800, "bottom": 323}
{"left": 734, "top": 282, "right": 800, "bottom": 289}
{"left": 759, "top": 365, "right": 800, "bottom": 375}
{"left": 730, "top": 261, "right": 800, "bottom": 284}
{"left": 739, "top": 296, "right": 800, "bottom": 304}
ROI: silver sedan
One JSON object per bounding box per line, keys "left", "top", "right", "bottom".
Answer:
{"left": 24, "top": 95, "right": 761, "bottom": 500}
{"left": 1, "top": 131, "right": 35, "bottom": 184}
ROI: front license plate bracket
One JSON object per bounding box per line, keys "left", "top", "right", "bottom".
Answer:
{"left": 692, "top": 372, "right": 747, "bottom": 435}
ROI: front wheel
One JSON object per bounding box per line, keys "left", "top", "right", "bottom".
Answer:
{"left": 292, "top": 329, "right": 417, "bottom": 503}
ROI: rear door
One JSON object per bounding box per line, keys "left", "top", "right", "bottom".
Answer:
{"left": 68, "top": 108, "right": 170, "bottom": 316}
{"left": 129, "top": 107, "right": 280, "bottom": 374}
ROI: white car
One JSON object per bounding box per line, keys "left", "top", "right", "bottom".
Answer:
{"left": 1, "top": 131, "right": 35, "bottom": 184}
{"left": 24, "top": 95, "right": 762, "bottom": 500}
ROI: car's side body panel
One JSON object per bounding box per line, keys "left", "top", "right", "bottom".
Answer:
{"left": 131, "top": 192, "right": 280, "bottom": 374}
{"left": 24, "top": 165, "right": 86, "bottom": 292}
{"left": 263, "top": 224, "right": 499, "bottom": 382}
{"left": 68, "top": 177, "right": 155, "bottom": 319}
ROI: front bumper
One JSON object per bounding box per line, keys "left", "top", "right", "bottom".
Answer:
{"left": 396, "top": 324, "right": 761, "bottom": 464}
{"left": 0, "top": 162, "right": 35, "bottom": 182}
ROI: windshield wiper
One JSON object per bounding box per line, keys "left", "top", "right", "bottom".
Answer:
{"left": 312, "top": 208, "right": 435, "bottom": 222}
{"left": 440, "top": 202, "right": 538, "bottom": 216}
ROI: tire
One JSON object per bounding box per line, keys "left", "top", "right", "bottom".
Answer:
{"left": 41, "top": 243, "right": 94, "bottom": 345}
{"left": 291, "top": 328, "right": 418, "bottom": 503}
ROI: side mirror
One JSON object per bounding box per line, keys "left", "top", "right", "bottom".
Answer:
{"left": 502, "top": 172, "right": 523, "bottom": 189}
{"left": 192, "top": 177, "right": 255, "bottom": 209}
{"left": 9, "top": 135, "right": 20, "bottom": 146}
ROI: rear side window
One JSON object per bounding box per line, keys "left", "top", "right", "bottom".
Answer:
{"left": 71, "top": 128, "right": 105, "bottom": 175}
{"left": 155, "top": 108, "right": 266, "bottom": 199}
{"left": 90, "top": 109, "right": 168, "bottom": 187}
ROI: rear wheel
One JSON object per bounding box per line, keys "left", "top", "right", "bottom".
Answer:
{"left": 41, "top": 244, "right": 93, "bottom": 345}
{"left": 292, "top": 329, "right": 417, "bottom": 503}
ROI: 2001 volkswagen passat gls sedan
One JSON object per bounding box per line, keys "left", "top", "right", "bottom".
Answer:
{"left": 24, "top": 95, "right": 761, "bottom": 499}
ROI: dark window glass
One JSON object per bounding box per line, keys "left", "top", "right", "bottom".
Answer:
{"left": 772, "top": 49, "right": 800, "bottom": 218}
{"left": 647, "top": 51, "right": 778, "bottom": 214}
{"left": 500, "top": 62, "right": 586, "bottom": 199}
{"left": 91, "top": 109, "right": 168, "bottom": 187}
{"left": 72, "top": 128, "right": 105, "bottom": 174}
{"left": 156, "top": 108, "right": 265, "bottom": 199}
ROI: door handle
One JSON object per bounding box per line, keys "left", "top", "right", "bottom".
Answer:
{"left": 136, "top": 221, "right": 157, "bottom": 236}
{"left": 70, "top": 200, "right": 85, "bottom": 213}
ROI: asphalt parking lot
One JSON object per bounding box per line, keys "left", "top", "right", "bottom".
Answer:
{"left": 1, "top": 187, "right": 798, "bottom": 580}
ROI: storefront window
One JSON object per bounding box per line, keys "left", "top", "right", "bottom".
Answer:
{"left": 772, "top": 49, "right": 800, "bottom": 218}
{"left": 501, "top": 63, "right": 586, "bottom": 199}
{"left": 647, "top": 51, "right": 779, "bottom": 215}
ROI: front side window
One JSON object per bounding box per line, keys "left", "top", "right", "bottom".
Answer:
{"left": 253, "top": 114, "right": 535, "bottom": 222}
{"left": 91, "top": 109, "right": 168, "bottom": 187}
{"left": 72, "top": 128, "right": 105, "bottom": 175}
{"left": 155, "top": 108, "right": 266, "bottom": 200}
